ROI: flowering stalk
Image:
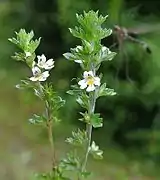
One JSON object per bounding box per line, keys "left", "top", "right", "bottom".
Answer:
{"left": 64, "top": 11, "right": 117, "bottom": 179}
{"left": 9, "top": 30, "right": 66, "bottom": 179}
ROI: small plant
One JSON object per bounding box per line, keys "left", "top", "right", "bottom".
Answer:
{"left": 9, "top": 10, "right": 116, "bottom": 180}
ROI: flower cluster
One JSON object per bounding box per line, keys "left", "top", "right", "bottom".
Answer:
{"left": 30, "top": 54, "right": 54, "bottom": 82}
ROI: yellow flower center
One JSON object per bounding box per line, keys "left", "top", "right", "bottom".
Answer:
{"left": 87, "top": 76, "right": 94, "bottom": 86}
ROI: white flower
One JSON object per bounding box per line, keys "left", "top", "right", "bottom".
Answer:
{"left": 37, "top": 54, "right": 54, "bottom": 70}
{"left": 78, "top": 71, "right": 100, "bottom": 92}
{"left": 29, "top": 66, "right": 49, "bottom": 82}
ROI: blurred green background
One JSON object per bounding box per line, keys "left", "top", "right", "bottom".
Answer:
{"left": 1, "top": 0, "right": 160, "bottom": 179}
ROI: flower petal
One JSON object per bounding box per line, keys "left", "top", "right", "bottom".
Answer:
{"left": 30, "top": 76, "right": 38, "bottom": 81}
{"left": 86, "top": 85, "right": 95, "bottom": 92}
{"left": 32, "top": 66, "right": 41, "bottom": 76}
{"left": 41, "top": 54, "right": 46, "bottom": 62}
{"left": 78, "top": 79, "right": 87, "bottom": 89}
{"left": 83, "top": 71, "right": 89, "bottom": 78}
{"left": 42, "top": 71, "right": 50, "bottom": 78}
{"left": 37, "top": 54, "right": 46, "bottom": 67}
{"left": 38, "top": 71, "right": 49, "bottom": 81}
{"left": 88, "top": 71, "right": 94, "bottom": 77}
{"left": 45, "top": 59, "right": 55, "bottom": 69}
{"left": 78, "top": 79, "right": 85, "bottom": 86}
{"left": 46, "top": 59, "right": 54, "bottom": 66}
{"left": 94, "top": 77, "right": 100, "bottom": 86}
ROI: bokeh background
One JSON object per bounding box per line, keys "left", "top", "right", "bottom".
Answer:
{"left": 1, "top": 0, "right": 160, "bottom": 179}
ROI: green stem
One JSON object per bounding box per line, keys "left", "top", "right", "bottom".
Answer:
{"left": 81, "top": 124, "right": 92, "bottom": 172}
{"left": 81, "top": 92, "right": 96, "bottom": 173}
{"left": 38, "top": 82, "right": 56, "bottom": 170}
{"left": 45, "top": 101, "right": 56, "bottom": 170}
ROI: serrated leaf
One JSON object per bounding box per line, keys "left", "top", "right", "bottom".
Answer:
{"left": 63, "top": 52, "right": 75, "bottom": 60}
{"left": 67, "top": 89, "right": 81, "bottom": 96}
{"left": 81, "top": 171, "right": 91, "bottom": 178}
{"left": 69, "top": 11, "right": 111, "bottom": 41}
{"left": 44, "top": 84, "right": 65, "bottom": 111}
{"left": 29, "top": 114, "right": 45, "bottom": 125}
{"left": 28, "top": 38, "right": 41, "bottom": 53}
{"left": 83, "top": 40, "right": 94, "bottom": 53}
{"left": 90, "top": 113, "right": 103, "bottom": 128}
{"left": 34, "top": 172, "right": 71, "bottom": 180}
{"left": 9, "top": 29, "right": 41, "bottom": 62}
{"left": 76, "top": 93, "right": 89, "bottom": 109}
{"left": 15, "top": 80, "right": 32, "bottom": 89}
{"left": 67, "top": 84, "right": 81, "bottom": 96}
{"left": 105, "top": 52, "right": 116, "bottom": 61}
{"left": 97, "top": 83, "right": 116, "bottom": 98}
{"left": 59, "top": 152, "right": 81, "bottom": 172}
{"left": 89, "top": 141, "right": 103, "bottom": 159}
{"left": 51, "top": 96, "right": 65, "bottom": 111}
{"left": 79, "top": 111, "right": 90, "bottom": 123}
{"left": 100, "top": 47, "right": 116, "bottom": 62}
{"left": 65, "top": 129, "right": 87, "bottom": 147}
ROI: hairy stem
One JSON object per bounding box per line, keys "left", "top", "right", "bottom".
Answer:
{"left": 45, "top": 101, "right": 56, "bottom": 170}
{"left": 81, "top": 124, "right": 92, "bottom": 172}
{"left": 38, "top": 82, "right": 56, "bottom": 170}
{"left": 81, "top": 92, "right": 96, "bottom": 173}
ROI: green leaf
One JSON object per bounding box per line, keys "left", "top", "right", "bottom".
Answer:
{"left": 66, "top": 129, "right": 87, "bottom": 147}
{"left": 90, "top": 113, "right": 103, "bottom": 128}
{"left": 80, "top": 112, "right": 103, "bottom": 128}
{"left": 59, "top": 152, "right": 81, "bottom": 172}
{"left": 80, "top": 171, "right": 91, "bottom": 179}
{"left": 16, "top": 80, "right": 44, "bottom": 100}
{"left": 9, "top": 29, "right": 41, "bottom": 64}
{"left": 34, "top": 172, "right": 71, "bottom": 180}
{"left": 69, "top": 11, "right": 112, "bottom": 41}
{"left": 76, "top": 93, "right": 89, "bottom": 109}
{"left": 97, "top": 83, "right": 117, "bottom": 98}
{"left": 29, "top": 114, "right": 45, "bottom": 125}
{"left": 105, "top": 51, "right": 117, "bottom": 61}
{"left": 15, "top": 79, "right": 37, "bottom": 90}
{"left": 28, "top": 38, "right": 41, "bottom": 53}
{"left": 44, "top": 84, "right": 65, "bottom": 111}
{"left": 64, "top": 11, "right": 115, "bottom": 70}
{"left": 11, "top": 52, "right": 26, "bottom": 62}
{"left": 98, "top": 46, "right": 116, "bottom": 62}
{"left": 51, "top": 96, "right": 65, "bottom": 111}
{"left": 83, "top": 40, "right": 94, "bottom": 53}
{"left": 63, "top": 52, "right": 76, "bottom": 60}
{"left": 79, "top": 111, "right": 90, "bottom": 123}
{"left": 89, "top": 141, "right": 103, "bottom": 159}
{"left": 67, "top": 85, "right": 81, "bottom": 96}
